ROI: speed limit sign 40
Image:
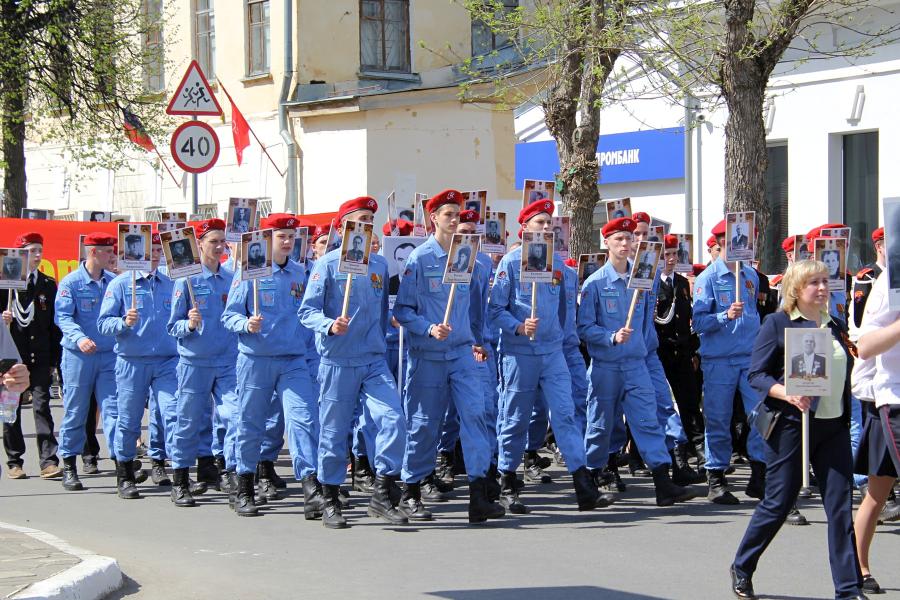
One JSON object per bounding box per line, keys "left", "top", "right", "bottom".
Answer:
{"left": 170, "top": 121, "right": 220, "bottom": 174}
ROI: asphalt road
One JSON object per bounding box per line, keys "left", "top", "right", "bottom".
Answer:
{"left": 1, "top": 400, "right": 898, "bottom": 600}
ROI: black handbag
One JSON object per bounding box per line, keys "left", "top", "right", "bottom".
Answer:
{"left": 749, "top": 400, "right": 781, "bottom": 441}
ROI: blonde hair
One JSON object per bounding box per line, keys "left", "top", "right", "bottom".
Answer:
{"left": 781, "top": 260, "right": 830, "bottom": 314}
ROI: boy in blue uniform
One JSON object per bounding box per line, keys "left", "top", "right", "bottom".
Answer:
{"left": 222, "top": 214, "right": 320, "bottom": 517}
{"left": 166, "top": 218, "right": 238, "bottom": 507}
{"left": 300, "top": 196, "right": 409, "bottom": 528}
{"left": 692, "top": 219, "right": 766, "bottom": 504}
{"left": 55, "top": 233, "right": 122, "bottom": 491}
{"left": 577, "top": 217, "right": 697, "bottom": 507}
{"left": 98, "top": 233, "right": 178, "bottom": 499}
{"left": 394, "top": 189, "right": 504, "bottom": 524}
{"left": 490, "top": 200, "right": 608, "bottom": 513}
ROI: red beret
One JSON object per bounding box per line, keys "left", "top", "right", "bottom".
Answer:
{"left": 293, "top": 218, "right": 315, "bottom": 230}
{"left": 706, "top": 235, "right": 717, "bottom": 249}
{"left": 632, "top": 211, "right": 651, "bottom": 224}
{"left": 425, "top": 189, "right": 463, "bottom": 215}
{"left": 459, "top": 209, "right": 480, "bottom": 224}
{"left": 151, "top": 233, "right": 161, "bottom": 245}
{"left": 664, "top": 234, "right": 678, "bottom": 249}
{"left": 260, "top": 213, "right": 299, "bottom": 230}
{"left": 311, "top": 225, "right": 330, "bottom": 243}
{"left": 872, "top": 227, "right": 884, "bottom": 242}
{"left": 382, "top": 219, "right": 414, "bottom": 237}
{"left": 710, "top": 219, "right": 726, "bottom": 237}
{"left": 601, "top": 217, "right": 636, "bottom": 238}
{"left": 518, "top": 199, "right": 554, "bottom": 225}
{"left": 781, "top": 235, "right": 795, "bottom": 253}
{"left": 337, "top": 196, "right": 378, "bottom": 223}
{"left": 83, "top": 233, "right": 116, "bottom": 247}
{"left": 564, "top": 258, "right": 577, "bottom": 268}
{"left": 692, "top": 264, "right": 707, "bottom": 276}
{"left": 15, "top": 232, "right": 43, "bottom": 247}
{"left": 197, "top": 218, "right": 226, "bottom": 238}
{"left": 806, "top": 223, "right": 847, "bottom": 252}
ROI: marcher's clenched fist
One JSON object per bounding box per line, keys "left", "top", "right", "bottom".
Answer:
{"left": 188, "top": 305, "right": 202, "bottom": 331}
{"left": 331, "top": 316, "right": 350, "bottom": 336}
{"left": 247, "top": 315, "right": 263, "bottom": 334}
{"left": 430, "top": 323, "right": 451, "bottom": 341}
{"left": 727, "top": 301, "right": 744, "bottom": 320}
{"left": 2, "top": 363, "right": 29, "bottom": 393}
{"left": 77, "top": 338, "right": 97, "bottom": 354}
{"left": 614, "top": 327, "right": 633, "bottom": 345}
{"left": 517, "top": 318, "right": 539, "bottom": 337}
{"left": 124, "top": 308, "right": 139, "bottom": 327}
{"left": 1, "top": 310, "right": 11, "bottom": 325}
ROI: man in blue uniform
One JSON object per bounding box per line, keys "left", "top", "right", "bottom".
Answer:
{"left": 55, "top": 233, "right": 124, "bottom": 491}
{"left": 166, "top": 218, "right": 238, "bottom": 507}
{"left": 98, "top": 233, "right": 177, "bottom": 499}
{"left": 394, "top": 189, "right": 504, "bottom": 524}
{"left": 300, "top": 196, "right": 409, "bottom": 528}
{"left": 490, "top": 200, "right": 609, "bottom": 513}
{"left": 222, "top": 214, "right": 320, "bottom": 517}
{"left": 692, "top": 219, "right": 766, "bottom": 504}
{"left": 577, "top": 217, "right": 697, "bottom": 507}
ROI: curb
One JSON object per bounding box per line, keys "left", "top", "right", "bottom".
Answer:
{"left": 0, "top": 521, "right": 122, "bottom": 600}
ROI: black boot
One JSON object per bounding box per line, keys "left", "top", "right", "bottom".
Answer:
{"left": 421, "top": 472, "right": 451, "bottom": 502}
{"left": 468, "top": 477, "right": 505, "bottom": 523}
{"left": 196, "top": 456, "right": 219, "bottom": 488}
{"left": 301, "top": 474, "right": 325, "bottom": 520}
{"left": 132, "top": 460, "right": 149, "bottom": 484}
{"left": 398, "top": 482, "right": 434, "bottom": 521}
{"left": 499, "top": 471, "right": 528, "bottom": 514}
{"left": 671, "top": 444, "right": 706, "bottom": 485}
{"left": 652, "top": 464, "right": 698, "bottom": 506}
{"left": 61, "top": 456, "right": 83, "bottom": 491}
{"left": 188, "top": 476, "right": 208, "bottom": 496}
{"left": 82, "top": 458, "right": 99, "bottom": 475}
{"left": 435, "top": 451, "right": 455, "bottom": 488}
{"left": 745, "top": 461, "right": 766, "bottom": 499}
{"left": 270, "top": 468, "right": 287, "bottom": 490}
{"left": 256, "top": 461, "right": 281, "bottom": 501}
{"left": 628, "top": 445, "right": 651, "bottom": 477}
{"left": 486, "top": 464, "right": 501, "bottom": 502}
{"left": 234, "top": 473, "right": 259, "bottom": 517}
{"left": 219, "top": 466, "right": 235, "bottom": 495}
{"left": 707, "top": 469, "right": 740, "bottom": 505}
{"left": 322, "top": 484, "right": 348, "bottom": 529}
{"left": 523, "top": 450, "right": 552, "bottom": 484}
{"left": 573, "top": 466, "right": 614, "bottom": 510}
{"left": 785, "top": 504, "right": 808, "bottom": 525}
{"left": 150, "top": 459, "right": 171, "bottom": 486}
{"left": 367, "top": 475, "right": 408, "bottom": 525}
{"left": 604, "top": 455, "right": 627, "bottom": 492}
{"left": 352, "top": 455, "right": 376, "bottom": 494}
{"left": 116, "top": 459, "right": 140, "bottom": 499}
{"left": 171, "top": 468, "right": 196, "bottom": 507}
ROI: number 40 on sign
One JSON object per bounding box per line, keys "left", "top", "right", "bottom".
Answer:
{"left": 170, "top": 121, "right": 220, "bottom": 174}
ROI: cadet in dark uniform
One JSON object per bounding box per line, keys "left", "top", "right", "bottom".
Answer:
{"left": 0, "top": 232, "right": 63, "bottom": 480}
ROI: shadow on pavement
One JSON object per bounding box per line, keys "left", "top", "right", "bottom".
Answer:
{"left": 105, "top": 574, "right": 141, "bottom": 598}
{"left": 426, "top": 586, "right": 668, "bottom": 599}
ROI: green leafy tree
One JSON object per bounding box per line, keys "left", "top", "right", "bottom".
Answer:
{"left": 0, "top": 0, "right": 173, "bottom": 217}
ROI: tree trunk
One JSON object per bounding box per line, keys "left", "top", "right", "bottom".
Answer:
{"left": 1, "top": 3, "right": 28, "bottom": 218}
{"left": 561, "top": 155, "right": 601, "bottom": 257}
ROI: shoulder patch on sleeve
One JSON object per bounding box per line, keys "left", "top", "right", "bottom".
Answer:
{"left": 59, "top": 288, "right": 70, "bottom": 298}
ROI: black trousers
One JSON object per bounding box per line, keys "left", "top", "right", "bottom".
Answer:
{"left": 4, "top": 365, "right": 59, "bottom": 469}
{"left": 733, "top": 413, "right": 861, "bottom": 598}
{"left": 82, "top": 394, "right": 100, "bottom": 463}
{"left": 658, "top": 345, "right": 705, "bottom": 447}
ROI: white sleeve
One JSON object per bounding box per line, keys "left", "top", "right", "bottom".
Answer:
{"left": 859, "top": 274, "right": 895, "bottom": 337}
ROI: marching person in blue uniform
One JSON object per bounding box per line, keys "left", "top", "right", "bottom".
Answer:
{"left": 55, "top": 233, "right": 122, "bottom": 491}
{"left": 166, "top": 218, "right": 237, "bottom": 507}
{"left": 98, "top": 233, "right": 178, "bottom": 499}
{"left": 222, "top": 213, "right": 320, "bottom": 517}
{"left": 299, "top": 196, "right": 409, "bottom": 528}
{"left": 490, "top": 199, "right": 609, "bottom": 513}
{"left": 692, "top": 219, "right": 766, "bottom": 505}
{"left": 393, "top": 189, "right": 505, "bottom": 524}
{"left": 577, "top": 217, "right": 697, "bottom": 507}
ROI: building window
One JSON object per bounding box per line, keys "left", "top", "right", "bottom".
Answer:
{"left": 763, "top": 144, "right": 788, "bottom": 274}
{"left": 194, "top": 0, "right": 215, "bottom": 79}
{"left": 142, "top": 0, "right": 164, "bottom": 92}
{"left": 247, "top": 0, "right": 270, "bottom": 76}
{"left": 471, "top": 0, "right": 517, "bottom": 57}
{"left": 843, "top": 131, "right": 878, "bottom": 270}
{"left": 360, "top": 0, "right": 410, "bottom": 73}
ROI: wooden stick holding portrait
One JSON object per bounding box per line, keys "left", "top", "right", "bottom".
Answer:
{"left": 240, "top": 229, "right": 273, "bottom": 318}
{"left": 625, "top": 240, "right": 663, "bottom": 329}
{"left": 520, "top": 231, "right": 554, "bottom": 342}
{"left": 338, "top": 220, "right": 375, "bottom": 319}
{"left": 441, "top": 233, "right": 480, "bottom": 325}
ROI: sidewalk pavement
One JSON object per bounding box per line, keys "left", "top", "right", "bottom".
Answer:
{"left": 0, "top": 521, "right": 121, "bottom": 600}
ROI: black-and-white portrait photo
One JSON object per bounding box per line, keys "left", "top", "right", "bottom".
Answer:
{"left": 527, "top": 243, "right": 547, "bottom": 271}
{"left": 124, "top": 234, "right": 145, "bottom": 261}
{"left": 449, "top": 245, "right": 472, "bottom": 273}
{"left": 388, "top": 242, "right": 417, "bottom": 295}
{"left": 486, "top": 220, "right": 502, "bottom": 245}
{"left": 170, "top": 239, "right": 194, "bottom": 267}
{"left": 790, "top": 332, "right": 827, "bottom": 379}
{"left": 345, "top": 235, "right": 365, "bottom": 263}
{"left": 232, "top": 207, "right": 251, "bottom": 234}
{"left": 784, "top": 327, "right": 832, "bottom": 396}
{"left": 2, "top": 257, "right": 22, "bottom": 281}
{"left": 247, "top": 242, "right": 265, "bottom": 269}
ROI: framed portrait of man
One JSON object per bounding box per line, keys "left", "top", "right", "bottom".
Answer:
{"left": 161, "top": 227, "right": 202, "bottom": 279}
{"left": 814, "top": 237, "right": 847, "bottom": 292}
{"left": 339, "top": 220, "right": 374, "bottom": 276}
{"left": 240, "top": 229, "right": 273, "bottom": 281}
{"left": 117, "top": 223, "right": 152, "bottom": 271}
{"left": 160, "top": 211, "right": 188, "bottom": 223}
{"left": 290, "top": 227, "right": 309, "bottom": 264}
{"left": 647, "top": 225, "right": 665, "bottom": 244}
{"left": 725, "top": 211, "right": 756, "bottom": 262}
{"left": 412, "top": 193, "right": 431, "bottom": 237}
{"left": 482, "top": 212, "right": 507, "bottom": 254}
{"left": 604, "top": 198, "right": 632, "bottom": 222}
{"left": 629, "top": 241, "right": 662, "bottom": 291}
{"left": 674, "top": 233, "right": 694, "bottom": 273}
{"left": 83, "top": 210, "right": 111, "bottom": 222}
{"left": 0, "top": 248, "right": 28, "bottom": 290}
{"left": 381, "top": 236, "right": 426, "bottom": 306}
{"left": 522, "top": 179, "right": 555, "bottom": 209}
{"left": 792, "top": 234, "right": 812, "bottom": 262}
{"left": 226, "top": 198, "right": 258, "bottom": 242}
{"left": 784, "top": 328, "right": 832, "bottom": 396}
{"left": 550, "top": 216, "right": 571, "bottom": 258}
{"left": 443, "top": 234, "right": 481, "bottom": 284}
{"left": 158, "top": 221, "right": 186, "bottom": 233}
{"left": 578, "top": 252, "right": 608, "bottom": 288}
{"left": 461, "top": 190, "right": 488, "bottom": 221}
{"left": 520, "top": 231, "right": 554, "bottom": 283}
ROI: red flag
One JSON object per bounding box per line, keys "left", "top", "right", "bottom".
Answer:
{"left": 231, "top": 100, "right": 250, "bottom": 166}
{"left": 122, "top": 108, "right": 155, "bottom": 152}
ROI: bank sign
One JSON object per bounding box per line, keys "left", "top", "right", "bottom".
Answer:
{"left": 514, "top": 127, "right": 685, "bottom": 188}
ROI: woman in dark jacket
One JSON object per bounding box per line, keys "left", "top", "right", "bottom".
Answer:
{"left": 730, "top": 260, "right": 866, "bottom": 600}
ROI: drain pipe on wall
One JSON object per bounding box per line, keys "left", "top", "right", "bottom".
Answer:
{"left": 279, "top": 0, "right": 300, "bottom": 213}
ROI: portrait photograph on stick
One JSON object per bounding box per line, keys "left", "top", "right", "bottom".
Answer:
{"left": 578, "top": 252, "right": 607, "bottom": 288}
{"left": 550, "top": 216, "right": 571, "bottom": 258}
{"left": 226, "top": 197, "right": 258, "bottom": 242}
{"left": 784, "top": 327, "right": 832, "bottom": 396}
{"left": 650, "top": 216, "right": 671, "bottom": 235}
{"left": 814, "top": 237, "right": 848, "bottom": 292}
{"left": 20, "top": 208, "right": 52, "bottom": 220}
{"left": 482, "top": 212, "right": 506, "bottom": 253}
{"left": 647, "top": 225, "right": 665, "bottom": 244}
{"left": 0, "top": 249, "right": 28, "bottom": 289}
{"left": 83, "top": 210, "right": 111, "bottom": 222}
{"left": 290, "top": 227, "right": 309, "bottom": 264}
{"left": 674, "top": 233, "right": 694, "bottom": 272}
{"left": 604, "top": 198, "right": 632, "bottom": 222}
{"left": 725, "top": 211, "right": 756, "bottom": 262}
{"left": 520, "top": 231, "right": 554, "bottom": 283}
{"left": 461, "top": 190, "right": 487, "bottom": 222}
{"left": 338, "top": 220, "right": 374, "bottom": 276}
{"left": 629, "top": 240, "right": 662, "bottom": 291}
{"left": 413, "top": 193, "right": 430, "bottom": 237}
{"left": 158, "top": 221, "right": 186, "bottom": 233}
{"left": 792, "top": 234, "right": 812, "bottom": 262}
{"left": 160, "top": 211, "right": 187, "bottom": 223}
{"left": 382, "top": 235, "right": 425, "bottom": 302}
{"left": 160, "top": 227, "right": 202, "bottom": 279}
{"left": 521, "top": 179, "right": 555, "bottom": 209}
{"left": 885, "top": 196, "right": 900, "bottom": 309}
{"left": 443, "top": 234, "right": 481, "bottom": 283}
{"left": 240, "top": 229, "right": 272, "bottom": 281}
{"left": 117, "top": 223, "right": 152, "bottom": 271}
